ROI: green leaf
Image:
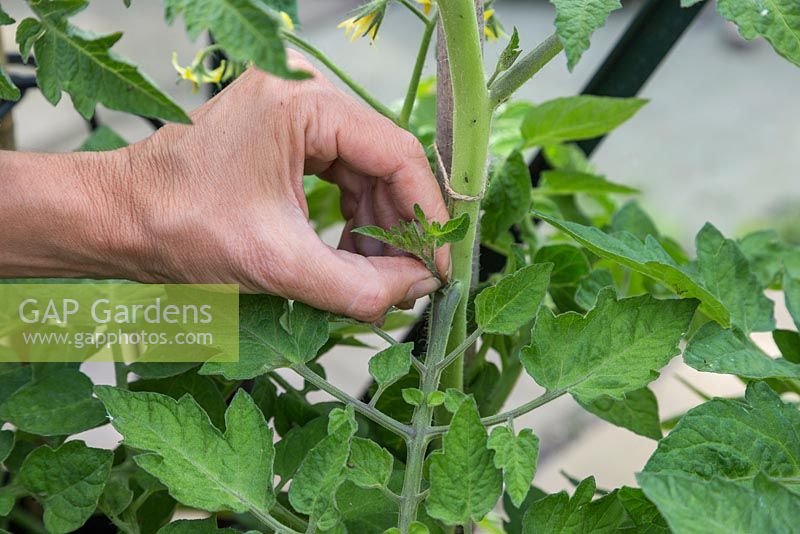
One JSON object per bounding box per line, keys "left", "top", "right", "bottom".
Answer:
{"left": 77, "top": 125, "right": 128, "bottom": 151}
{"left": 345, "top": 437, "right": 393, "bottom": 489}
{"left": 785, "top": 261, "right": 800, "bottom": 330}
{"left": 99, "top": 473, "right": 134, "bottom": 517}
{"left": 684, "top": 322, "right": 800, "bottom": 379}
{"left": 521, "top": 96, "right": 646, "bottom": 148}
{"left": 738, "top": 229, "right": 787, "bottom": 287}
{"left": 695, "top": 223, "right": 774, "bottom": 333}
{"left": 611, "top": 201, "right": 658, "bottom": 240}
{"left": 0, "top": 364, "right": 31, "bottom": 411}
{"left": 574, "top": 269, "right": 614, "bottom": 311}
{"left": 643, "top": 381, "right": 800, "bottom": 488}
{"left": 535, "top": 211, "right": 730, "bottom": 327}
{"left": 401, "top": 387, "right": 424, "bottom": 406}
{"left": 274, "top": 415, "right": 328, "bottom": 481}
{"left": 522, "top": 478, "right": 626, "bottom": 533}
{"left": 201, "top": 295, "right": 329, "bottom": 379}
{"left": 166, "top": 0, "right": 307, "bottom": 79}
{"left": 0, "top": 68, "right": 20, "bottom": 102}
{"left": 0, "top": 490, "right": 12, "bottom": 517}
{"left": 128, "top": 361, "right": 199, "bottom": 379}
{"left": 551, "top": 0, "right": 623, "bottom": 70}
{"left": 21, "top": 0, "right": 189, "bottom": 122}
{"left": 537, "top": 170, "right": 638, "bottom": 195}
{"left": 20, "top": 441, "right": 113, "bottom": 534}
{"left": 157, "top": 517, "right": 247, "bottom": 533}
{"left": 487, "top": 426, "right": 539, "bottom": 508}
{"left": 95, "top": 387, "right": 275, "bottom": 514}
{"left": 368, "top": 343, "right": 413, "bottom": 387}
{"left": 475, "top": 263, "right": 553, "bottom": 335}
{"left": 494, "top": 27, "right": 522, "bottom": 75}
{"left": 0, "top": 367, "right": 107, "bottom": 436}
{"left": 617, "top": 486, "right": 669, "bottom": 533}
{"left": 534, "top": 244, "right": 590, "bottom": 312}
{"left": 426, "top": 397, "right": 502, "bottom": 525}
{"left": 638, "top": 472, "right": 800, "bottom": 534}
{"left": 577, "top": 387, "right": 662, "bottom": 440}
{"left": 130, "top": 370, "right": 228, "bottom": 429}
{"left": 443, "top": 388, "right": 469, "bottom": 413}
{"left": 0, "top": 430, "right": 13, "bottom": 464}
{"left": 717, "top": 0, "right": 800, "bottom": 67}
{"left": 256, "top": 0, "right": 298, "bottom": 21}
{"left": 481, "top": 150, "right": 532, "bottom": 242}
{"left": 543, "top": 143, "right": 594, "bottom": 173}
{"left": 521, "top": 289, "right": 697, "bottom": 401}
{"left": 289, "top": 407, "right": 356, "bottom": 530}
{"left": 773, "top": 329, "right": 800, "bottom": 363}
{"left": 0, "top": 6, "right": 14, "bottom": 25}
{"left": 427, "top": 390, "right": 445, "bottom": 407}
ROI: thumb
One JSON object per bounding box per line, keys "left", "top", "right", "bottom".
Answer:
{"left": 284, "top": 238, "right": 440, "bottom": 322}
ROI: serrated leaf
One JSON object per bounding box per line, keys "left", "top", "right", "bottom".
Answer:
{"left": 0, "top": 367, "right": 107, "bottom": 436}
{"left": 521, "top": 289, "right": 697, "bottom": 401}
{"left": 534, "top": 244, "right": 590, "bottom": 312}
{"left": 129, "top": 361, "right": 199, "bottom": 379}
{"left": 99, "top": 473, "right": 134, "bottom": 517}
{"left": 482, "top": 150, "right": 532, "bottom": 242}
{"left": 345, "top": 437, "right": 393, "bottom": 489}
{"left": 638, "top": 472, "right": 800, "bottom": 534}
{"left": 738, "top": 229, "right": 787, "bottom": 287}
{"left": 684, "top": 322, "right": 800, "bottom": 379}
{"left": 536, "top": 211, "right": 731, "bottom": 327}
{"left": 695, "top": 223, "right": 774, "bottom": 332}
{"left": 521, "top": 96, "right": 646, "bottom": 148}
{"left": 368, "top": 343, "right": 413, "bottom": 387}
{"left": 475, "top": 263, "right": 553, "bottom": 335}
{"left": 256, "top": 0, "right": 297, "bottom": 21}
{"left": 522, "top": 478, "right": 626, "bottom": 533}
{"left": 443, "top": 388, "right": 468, "bottom": 413}
{"left": 289, "top": 407, "right": 356, "bottom": 529}
{"left": 643, "top": 381, "right": 800, "bottom": 488}
{"left": 0, "top": 364, "right": 31, "bottom": 410}
{"left": 274, "top": 415, "right": 328, "bottom": 481}
{"left": 20, "top": 441, "right": 113, "bottom": 534}
{"left": 426, "top": 397, "right": 502, "bottom": 525}
{"left": 130, "top": 370, "right": 228, "bottom": 428}
{"left": 427, "top": 390, "right": 445, "bottom": 407}
{"left": 0, "top": 68, "right": 20, "bottom": 101}
{"left": 96, "top": 387, "right": 274, "bottom": 514}
{"left": 617, "top": 486, "right": 669, "bottom": 533}
{"left": 717, "top": 0, "right": 800, "bottom": 67}
{"left": 577, "top": 387, "right": 662, "bottom": 440}
{"left": 487, "top": 427, "right": 539, "bottom": 508}
{"left": 551, "top": 0, "right": 623, "bottom": 70}
{"left": 495, "top": 27, "right": 522, "bottom": 74}
{"left": 165, "top": 0, "right": 306, "bottom": 79}
{"left": 429, "top": 213, "right": 470, "bottom": 247}
{"left": 611, "top": 201, "right": 659, "bottom": 240}
{"left": 77, "top": 125, "right": 128, "bottom": 151}
{"left": 574, "top": 269, "right": 614, "bottom": 311}
{"left": 537, "top": 170, "right": 638, "bottom": 195}
{"left": 21, "top": 0, "right": 189, "bottom": 122}
{"left": 201, "top": 295, "right": 328, "bottom": 379}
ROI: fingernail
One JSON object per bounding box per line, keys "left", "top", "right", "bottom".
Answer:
{"left": 404, "top": 277, "right": 441, "bottom": 302}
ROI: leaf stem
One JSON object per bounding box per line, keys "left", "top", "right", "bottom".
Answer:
{"left": 437, "top": 328, "right": 483, "bottom": 371}
{"left": 292, "top": 363, "right": 413, "bottom": 438}
{"left": 479, "top": 386, "right": 571, "bottom": 426}
{"left": 367, "top": 323, "right": 400, "bottom": 345}
{"left": 398, "top": 7, "right": 438, "bottom": 128}
{"left": 282, "top": 32, "right": 397, "bottom": 122}
{"left": 251, "top": 507, "right": 303, "bottom": 534}
{"left": 488, "top": 33, "right": 563, "bottom": 109}
{"left": 271, "top": 501, "right": 309, "bottom": 532}
{"left": 397, "top": 0, "right": 430, "bottom": 23}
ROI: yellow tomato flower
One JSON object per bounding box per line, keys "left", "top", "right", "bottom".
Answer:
{"left": 417, "top": 0, "right": 433, "bottom": 15}
{"left": 483, "top": 7, "right": 504, "bottom": 42}
{"left": 172, "top": 51, "right": 227, "bottom": 93}
{"left": 280, "top": 11, "right": 295, "bottom": 32}
{"left": 338, "top": 11, "right": 379, "bottom": 43}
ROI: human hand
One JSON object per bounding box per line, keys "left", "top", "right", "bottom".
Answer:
{"left": 114, "top": 53, "right": 449, "bottom": 321}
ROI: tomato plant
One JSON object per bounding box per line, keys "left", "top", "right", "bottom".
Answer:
{"left": 2, "top": 0, "right": 800, "bottom": 533}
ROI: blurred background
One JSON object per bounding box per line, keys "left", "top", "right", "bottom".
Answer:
{"left": 2, "top": 0, "right": 800, "bottom": 500}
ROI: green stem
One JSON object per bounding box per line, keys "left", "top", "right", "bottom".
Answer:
{"left": 437, "top": 0, "right": 492, "bottom": 401}
{"left": 437, "top": 328, "right": 482, "bottom": 371}
{"left": 251, "top": 507, "right": 303, "bottom": 534}
{"left": 398, "top": 285, "right": 461, "bottom": 532}
{"left": 399, "top": 9, "right": 437, "bottom": 128}
{"left": 292, "top": 364, "right": 413, "bottom": 438}
{"left": 271, "top": 501, "right": 309, "bottom": 532}
{"left": 479, "top": 386, "right": 572, "bottom": 426}
{"left": 367, "top": 323, "right": 400, "bottom": 345}
{"left": 283, "top": 32, "right": 397, "bottom": 122}
{"left": 488, "top": 33, "right": 563, "bottom": 109}
{"left": 398, "top": 0, "right": 430, "bottom": 23}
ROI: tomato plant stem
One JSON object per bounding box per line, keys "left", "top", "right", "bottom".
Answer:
{"left": 437, "top": 0, "right": 492, "bottom": 402}
{"left": 282, "top": 32, "right": 397, "bottom": 122}
{"left": 399, "top": 8, "right": 437, "bottom": 128}
{"left": 397, "top": 0, "right": 430, "bottom": 23}
{"left": 398, "top": 285, "right": 461, "bottom": 532}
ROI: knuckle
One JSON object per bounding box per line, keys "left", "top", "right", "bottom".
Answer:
{"left": 349, "top": 280, "right": 390, "bottom": 321}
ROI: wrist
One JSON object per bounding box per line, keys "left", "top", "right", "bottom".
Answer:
{"left": 0, "top": 148, "right": 153, "bottom": 280}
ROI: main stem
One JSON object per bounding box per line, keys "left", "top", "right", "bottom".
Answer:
{"left": 437, "top": 0, "right": 492, "bottom": 397}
